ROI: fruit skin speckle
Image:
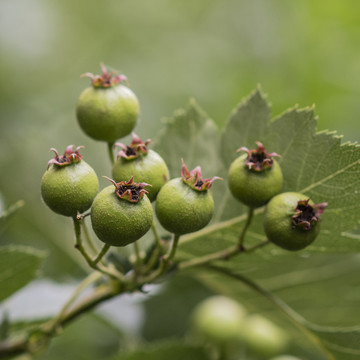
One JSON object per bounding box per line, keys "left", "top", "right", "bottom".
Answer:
{"left": 228, "top": 152, "right": 283, "bottom": 208}
{"left": 91, "top": 185, "right": 153, "bottom": 247}
{"left": 155, "top": 178, "right": 215, "bottom": 235}
{"left": 263, "top": 192, "right": 325, "bottom": 251}
{"left": 112, "top": 149, "right": 169, "bottom": 202}
{"left": 41, "top": 160, "right": 99, "bottom": 217}
{"left": 76, "top": 84, "right": 139, "bottom": 143}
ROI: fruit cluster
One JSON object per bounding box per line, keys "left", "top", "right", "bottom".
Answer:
{"left": 228, "top": 141, "right": 327, "bottom": 250}
{"left": 41, "top": 64, "right": 328, "bottom": 260}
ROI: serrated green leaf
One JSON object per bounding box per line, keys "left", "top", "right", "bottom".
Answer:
{"left": 220, "top": 87, "right": 271, "bottom": 168}
{"left": 153, "top": 99, "right": 229, "bottom": 222}
{"left": 177, "top": 88, "right": 360, "bottom": 259}
{"left": 206, "top": 265, "right": 360, "bottom": 360}
{"left": 113, "top": 340, "right": 210, "bottom": 360}
{"left": 0, "top": 246, "right": 46, "bottom": 303}
{"left": 153, "top": 99, "right": 222, "bottom": 180}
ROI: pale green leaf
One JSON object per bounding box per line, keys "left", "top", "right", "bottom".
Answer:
{"left": 220, "top": 87, "right": 272, "bottom": 168}
{"left": 153, "top": 99, "right": 229, "bottom": 221}
{"left": 0, "top": 246, "right": 46, "bottom": 303}
{"left": 154, "top": 99, "right": 221, "bottom": 178}
{"left": 176, "top": 89, "right": 360, "bottom": 258}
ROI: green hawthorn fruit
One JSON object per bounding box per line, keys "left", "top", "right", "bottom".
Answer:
{"left": 228, "top": 142, "right": 283, "bottom": 208}
{"left": 112, "top": 133, "right": 169, "bottom": 202}
{"left": 242, "top": 315, "right": 288, "bottom": 357}
{"left": 191, "top": 295, "right": 247, "bottom": 345}
{"left": 264, "top": 192, "right": 327, "bottom": 251}
{"left": 76, "top": 64, "right": 139, "bottom": 142}
{"left": 155, "top": 161, "right": 220, "bottom": 234}
{"left": 91, "top": 177, "right": 153, "bottom": 247}
{"left": 41, "top": 146, "right": 99, "bottom": 217}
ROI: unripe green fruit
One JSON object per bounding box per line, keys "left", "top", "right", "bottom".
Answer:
{"left": 91, "top": 185, "right": 153, "bottom": 246}
{"left": 155, "top": 178, "right": 214, "bottom": 234}
{"left": 112, "top": 149, "right": 169, "bottom": 202}
{"left": 270, "top": 356, "right": 302, "bottom": 360}
{"left": 191, "top": 296, "right": 247, "bottom": 345}
{"left": 76, "top": 84, "right": 139, "bottom": 142}
{"left": 264, "top": 192, "right": 322, "bottom": 251}
{"left": 41, "top": 161, "right": 99, "bottom": 217}
{"left": 228, "top": 154, "right": 283, "bottom": 208}
{"left": 242, "top": 315, "right": 288, "bottom": 357}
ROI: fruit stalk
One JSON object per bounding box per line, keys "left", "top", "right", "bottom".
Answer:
{"left": 72, "top": 217, "right": 124, "bottom": 281}
{"left": 238, "top": 206, "right": 254, "bottom": 248}
{"left": 107, "top": 141, "right": 115, "bottom": 165}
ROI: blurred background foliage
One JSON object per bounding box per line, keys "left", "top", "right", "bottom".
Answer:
{"left": 1, "top": 0, "right": 360, "bottom": 359}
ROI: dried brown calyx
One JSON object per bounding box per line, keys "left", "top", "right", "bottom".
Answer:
{"left": 82, "top": 63, "right": 128, "bottom": 88}
{"left": 104, "top": 176, "right": 151, "bottom": 203}
{"left": 292, "top": 199, "right": 328, "bottom": 230}
{"left": 238, "top": 142, "right": 280, "bottom": 171}
{"left": 181, "top": 159, "right": 222, "bottom": 191}
{"left": 47, "top": 145, "right": 83, "bottom": 169}
{"left": 114, "top": 133, "right": 151, "bottom": 160}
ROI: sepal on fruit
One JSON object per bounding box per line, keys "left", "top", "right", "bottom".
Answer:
{"left": 103, "top": 176, "right": 151, "bottom": 203}
{"left": 114, "top": 133, "right": 151, "bottom": 160}
{"left": 238, "top": 142, "right": 279, "bottom": 171}
{"left": 181, "top": 159, "right": 222, "bottom": 191}
{"left": 47, "top": 145, "right": 83, "bottom": 169}
{"left": 82, "top": 63, "right": 128, "bottom": 88}
{"left": 292, "top": 198, "right": 328, "bottom": 230}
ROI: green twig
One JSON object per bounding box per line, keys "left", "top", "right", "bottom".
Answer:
{"left": 72, "top": 217, "right": 123, "bottom": 281}
{"left": 80, "top": 219, "right": 99, "bottom": 256}
{"left": 178, "top": 209, "right": 262, "bottom": 270}
{"left": 165, "top": 233, "right": 180, "bottom": 264}
{"left": 178, "top": 245, "right": 239, "bottom": 270}
{"left": 107, "top": 141, "right": 115, "bottom": 165}
{"left": 238, "top": 206, "right": 254, "bottom": 249}
{"left": 57, "top": 285, "right": 116, "bottom": 328}
{"left": 145, "top": 222, "right": 164, "bottom": 272}
{"left": 93, "top": 243, "right": 111, "bottom": 265}
{"left": 47, "top": 271, "right": 104, "bottom": 333}
{"left": 133, "top": 241, "right": 143, "bottom": 269}
{"left": 178, "top": 240, "right": 270, "bottom": 271}
{"left": 142, "top": 233, "right": 181, "bottom": 283}
{"left": 0, "top": 337, "right": 28, "bottom": 358}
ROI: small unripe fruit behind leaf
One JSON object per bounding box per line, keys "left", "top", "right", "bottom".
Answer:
{"left": 242, "top": 315, "right": 288, "bottom": 357}
{"left": 191, "top": 295, "right": 247, "bottom": 346}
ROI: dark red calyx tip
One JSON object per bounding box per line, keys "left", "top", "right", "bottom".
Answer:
{"left": 292, "top": 199, "right": 328, "bottom": 230}
{"left": 181, "top": 159, "right": 222, "bottom": 191}
{"left": 81, "top": 63, "right": 128, "bottom": 88}
{"left": 237, "top": 142, "right": 280, "bottom": 171}
{"left": 114, "top": 133, "right": 151, "bottom": 160}
{"left": 47, "top": 145, "right": 83, "bottom": 169}
{"left": 103, "top": 176, "right": 151, "bottom": 203}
